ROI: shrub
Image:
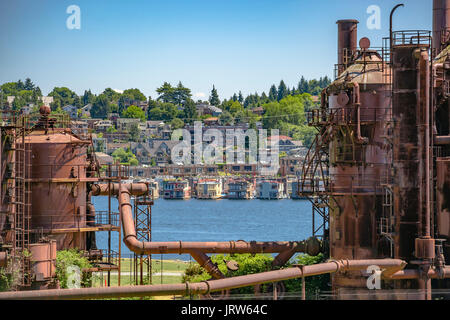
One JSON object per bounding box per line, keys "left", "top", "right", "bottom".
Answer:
{"left": 182, "top": 253, "right": 330, "bottom": 299}
{"left": 56, "top": 249, "right": 92, "bottom": 288}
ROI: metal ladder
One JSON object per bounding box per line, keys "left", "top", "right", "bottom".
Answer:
{"left": 12, "top": 121, "right": 32, "bottom": 287}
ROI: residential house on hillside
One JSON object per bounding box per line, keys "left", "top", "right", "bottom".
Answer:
{"left": 117, "top": 118, "right": 141, "bottom": 132}
{"left": 196, "top": 103, "right": 223, "bottom": 117}
{"left": 80, "top": 104, "right": 92, "bottom": 118}
{"left": 131, "top": 140, "right": 180, "bottom": 166}
{"left": 268, "top": 135, "right": 303, "bottom": 153}
{"left": 251, "top": 107, "right": 265, "bottom": 116}
{"left": 92, "top": 134, "right": 106, "bottom": 153}
{"left": 95, "top": 152, "right": 114, "bottom": 166}
{"left": 106, "top": 142, "right": 130, "bottom": 155}
{"left": 62, "top": 105, "right": 78, "bottom": 119}
{"left": 94, "top": 120, "right": 113, "bottom": 133}
{"left": 70, "top": 121, "right": 89, "bottom": 137}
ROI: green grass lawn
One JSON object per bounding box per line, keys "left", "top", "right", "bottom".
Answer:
{"left": 116, "top": 258, "right": 190, "bottom": 273}
{"left": 91, "top": 258, "right": 192, "bottom": 288}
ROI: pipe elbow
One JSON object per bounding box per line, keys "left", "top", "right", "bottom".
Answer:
{"left": 123, "top": 235, "right": 145, "bottom": 255}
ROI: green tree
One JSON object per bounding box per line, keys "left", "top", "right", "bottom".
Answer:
{"left": 277, "top": 80, "right": 287, "bottom": 102}
{"left": 48, "top": 87, "right": 78, "bottom": 110}
{"left": 219, "top": 110, "right": 233, "bottom": 125}
{"left": 170, "top": 118, "right": 185, "bottom": 130}
{"left": 183, "top": 99, "right": 198, "bottom": 123}
{"left": 238, "top": 91, "right": 244, "bottom": 104}
{"left": 147, "top": 102, "right": 179, "bottom": 121}
{"left": 156, "top": 82, "right": 175, "bottom": 103}
{"left": 90, "top": 94, "right": 110, "bottom": 119}
{"left": 112, "top": 147, "right": 139, "bottom": 166}
{"left": 268, "top": 85, "right": 277, "bottom": 101}
{"left": 122, "top": 88, "right": 146, "bottom": 102}
{"left": 173, "top": 81, "right": 192, "bottom": 105}
{"left": 209, "top": 85, "right": 220, "bottom": 106}
{"left": 102, "top": 88, "right": 121, "bottom": 103}
{"left": 82, "top": 89, "right": 95, "bottom": 105}
{"left": 122, "top": 105, "right": 146, "bottom": 121}
{"left": 129, "top": 123, "right": 141, "bottom": 142}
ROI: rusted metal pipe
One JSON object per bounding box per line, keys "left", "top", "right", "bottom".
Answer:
{"left": 190, "top": 249, "right": 225, "bottom": 279}
{"left": 390, "top": 4, "right": 404, "bottom": 50}
{"left": 272, "top": 249, "right": 297, "bottom": 268}
{"left": 351, "top": 82, "right": 368, "bottom": 144}
{"left": 418, "top": 49, "right": 431, "bottom": 239}
{"left": 116, "top": 184, "right": 321, "bottom": 255}
{"left": 385, "top": 267, "right": 450, "bottom": 280}
{"left": 0, "top": 259, "right": 407, "bottom": 300}
{"left": 336, "top": 20, "right": 359, "bottom": 75}
{"left": 434, "top": 135, "right": 450, "bottom": 145}
{"left": 91, "top": 183, "right": 149, "bottom": 197}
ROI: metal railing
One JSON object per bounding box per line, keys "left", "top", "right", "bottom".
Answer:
{"left": 392, "top": 30, "right": 432, "bottom": 47}
{"left": 307, "top": 107, "right": 392, "bottom": 126}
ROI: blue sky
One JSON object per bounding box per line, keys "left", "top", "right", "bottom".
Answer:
{"left": 0, "top": 0, "right": 431, "bottom": 100}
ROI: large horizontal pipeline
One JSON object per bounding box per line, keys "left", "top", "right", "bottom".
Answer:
{"left": 0, "top": 259, "right": 407, "bottom": 300}
{"left": 434, "top": 135, "right": 450, "bottom": 145}
{"left": 93, "top": 184, "right": 322, "bottom": 256}
{"left": 387, "top": 267, "right": 450, "bottom": 280}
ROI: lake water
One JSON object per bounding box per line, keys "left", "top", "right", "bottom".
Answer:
{"left": 92, "top": 197, "right": 313, "bottom": 260}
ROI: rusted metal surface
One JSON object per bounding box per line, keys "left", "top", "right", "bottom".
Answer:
{"left": 336, "top": 20, "right": 359, "bottom": 75}
{"left": 0, "top": 259, "right": 407, "bottom": 300}
{"left": 433, "top": 0, "right": 450, "bottom": 53}
{"left": 29, "top": 241, "right": 56, "bottom": 280}
{"left": 26, "top": 131, "right": 90, "bottom": 250}
{"left": 0, "top": 251, "right": 7, "bottom": 268}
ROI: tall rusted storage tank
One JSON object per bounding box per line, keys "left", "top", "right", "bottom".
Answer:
{"left": 325, "top": 41, "right": 393, "bottom": 297}
{"left": 25, "top": 129, "right": 90, "bottom": 250}
{"left": 391, "top": 31, "right": 433, "bottom": 298}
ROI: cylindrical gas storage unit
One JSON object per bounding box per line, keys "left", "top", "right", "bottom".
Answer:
{"left": 25, "top": 130, "right": 90, "bottom": 250}
{"left": 29, "top": 241, "right": 57, "bottom": 281}
{"left": 326, "top": 50, "right": 392, "bottom": 296}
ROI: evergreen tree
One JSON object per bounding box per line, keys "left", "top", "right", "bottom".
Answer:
{"left": 183, "top": 99, "right": 198, "bottom": 123}
{"left": 209, "top": 85, "right": 220, "bottom": 106}
{"left": 232, "top": 93, "right": 238, "bottom": 101}
{"left": 238, "top": 91, "right": 244, "bottom": 104}
{"left": 260, "top": 92, "right": 268, "bottom": 103}
{"left": 156, "top": 82, "right": 175, "bottom": 103}
{"left": 24, "top": 78, "right": 34, "bottom": 91}
{"left": 277, "top": 80, "right": 287, "bottom": 101}
{"left": 173, "top": 81, "right": 192, "bottom": 106}
{"left": 298, "top": 76, "right": 309, "bottom": 94}
{"left": 268, "top": 85, "right": 277, "bottom": 101}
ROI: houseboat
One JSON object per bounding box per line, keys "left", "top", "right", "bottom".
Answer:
{"left": 196, "top": 179, "right": 222, "bottom": 200}
{"left": 257, "top": 180, "right": 285, "bottom": 200}
{"left": 226, "top": 179, "right": 255, "bottom": 200}
{"left": 162, "top": 179, "right": 191, "bottom": 200}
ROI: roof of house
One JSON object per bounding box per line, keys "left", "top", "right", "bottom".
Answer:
{"left": 95, "top": 152, "right": 114, "bottom": 165}
{"left": 268, "top": 135, "right": 292, "bottom": 141}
